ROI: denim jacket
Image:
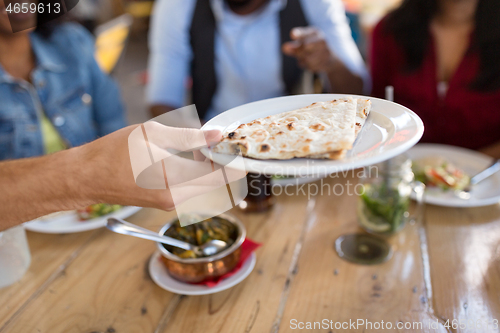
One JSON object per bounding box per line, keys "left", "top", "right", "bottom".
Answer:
{"left": 0, "top": 23, "right": 127, "bottom": 160}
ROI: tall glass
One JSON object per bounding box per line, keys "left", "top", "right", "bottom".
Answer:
{"left": 358, "top": 154, "right": 424, "bottom": 235}
{"left": 0, "top": 225, "right": 31, "bottom": 289}
{"left": 335, "top": 154, "right": 425, "bottom": 265}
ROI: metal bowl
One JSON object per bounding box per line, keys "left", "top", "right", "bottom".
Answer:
{"left": 156, "top": 213, "right": 246, "bottom": 283}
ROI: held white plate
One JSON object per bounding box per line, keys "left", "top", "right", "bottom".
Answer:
{"left": 24, "top": 206, "right": 142, "bottom": 234}
{"left": 149, "top": 251, "right": 256, "bottom": 295}
{"left": 201, "top": 94, "right": 424, "bottom": 176}
{"left": 407, "top": 144, "right": 500, "bottom": 207}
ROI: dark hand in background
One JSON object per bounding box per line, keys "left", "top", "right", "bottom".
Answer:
{"left": 282, "top": 27, "right": 337, "bottom": 73}
{"left": 282, "top": 27, "right": 364, "bottom": 95}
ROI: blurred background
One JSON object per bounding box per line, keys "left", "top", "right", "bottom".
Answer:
{"left": 79, "top": 0, "right": 402, "bottom": 124}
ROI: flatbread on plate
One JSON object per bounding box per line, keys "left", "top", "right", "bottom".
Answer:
{"left": 308, "top": 98, "right": 371, "bottom": 159}
{"left": 212, "top": 98, "right": 371, "bottom": 160}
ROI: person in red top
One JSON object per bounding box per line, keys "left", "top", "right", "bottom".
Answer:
{"left": 370, "top": 0, "right": 500, "bottom": 151}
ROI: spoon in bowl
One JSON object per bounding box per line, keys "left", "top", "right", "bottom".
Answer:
{"left": 106, "top": 218, "right": 227, "bottom": 257}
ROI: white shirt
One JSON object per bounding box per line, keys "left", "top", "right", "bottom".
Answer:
{"left": 148, "top": 0, "right": 370, "bottom": 119}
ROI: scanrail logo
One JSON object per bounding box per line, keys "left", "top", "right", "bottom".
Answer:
{"left": 128, "top": 105, "right": 248, "bottom": 226}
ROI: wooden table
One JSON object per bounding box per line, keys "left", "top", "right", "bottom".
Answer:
{"left": 1, "top": 175, "right": 499, "bottom": 332}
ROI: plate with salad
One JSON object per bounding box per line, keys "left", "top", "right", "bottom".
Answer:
{"left": 24, "top": 204, "right": 142, "bottom": 234}
{"left": 407, "top": 144, "right": 500, "bottom": 207}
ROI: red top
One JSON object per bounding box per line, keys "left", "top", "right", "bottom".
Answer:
{"left": 370, "top": 20, "right": 500, "bottom": 150}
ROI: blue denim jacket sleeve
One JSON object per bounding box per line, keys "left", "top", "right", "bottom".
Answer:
{"left": 0, "top": 23, "right": 127, "bottom": 160}
{"left": 65, "top": 24, "right": 127, "bottom": 136}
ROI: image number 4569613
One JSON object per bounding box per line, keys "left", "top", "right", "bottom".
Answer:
{"left": 4, "top": 0, "right": 79, "bottom": 33}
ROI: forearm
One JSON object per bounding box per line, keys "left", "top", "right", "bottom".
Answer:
{"left": 0, "top": 148, "right": 96, "bottom": 230}
{"left": 325, "top": 57, "right": 364, "bottom": 95}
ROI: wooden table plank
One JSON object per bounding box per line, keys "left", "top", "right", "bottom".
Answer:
{"left": 0, "top": 229, "right": 99, "bottom": 330}
{"left": 2, "top": 175, "right": 500, "bottom": 333}
{"left": 156, "top": 193, "right": 312, "bottom": 333}
{"left": 279, "top": 176, "right": 448, "bottom": 332}
{"left": 425, "top": 204, "right": 500, "bottom": 333}
{"left": 0, "top": 208, "right": 177, "bottom": 333}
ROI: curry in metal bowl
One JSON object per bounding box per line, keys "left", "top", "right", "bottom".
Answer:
{"left": 156, "top": 213, "right": 246, "bottom": 283}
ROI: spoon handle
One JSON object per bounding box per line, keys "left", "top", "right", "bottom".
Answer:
{"left": 106, "top": 218, "right": 193, "bottom": 251}
{"left": 470, "top": 159, "right": 500, "bottom": 186}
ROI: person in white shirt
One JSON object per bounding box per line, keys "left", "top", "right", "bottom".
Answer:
{"left": 148, "top": 0, "right": 369, "bottom": 120}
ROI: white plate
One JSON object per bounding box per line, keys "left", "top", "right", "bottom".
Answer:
{"left": 201, "top": 94, "right": 424, "bottom": 177}
{"left": 271, "top": 175, "right": 324, "bottom": 187}
{"left": 149, "top": 251, "right": 256, "bottom": 295}
{"left": 24, "top": 206, "right": 142, "bottom": 234}
{"left": 407, "top": 144, "right": 500, "bottom": 207}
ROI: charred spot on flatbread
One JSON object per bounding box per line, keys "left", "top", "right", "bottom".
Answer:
{"left": 228, "top": 132, "right": 236, "bottom": 139}
{"left": 259, "top": 144, "right": 270, "bottom": 152}
{"left": 249, "top": 120, "right": 262, "bottom": 126}
{"left": 309, "top": 123, "right": 325, "bottom": 131}
{"left": 328, "top": 150, "right": 344, "bottom": 159}
{"left": 287, "top": 122, "right": 294, "bottom": 130}
{"left": 236, "top": 142, "right": 248, "bottom": 154}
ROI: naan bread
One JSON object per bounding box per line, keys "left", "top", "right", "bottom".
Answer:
{"left": 308, "top": 98, "right": 371, "bottom": 159}
{"left": 212, "top": 98, "right": 371, "bottom": 160}
{"left": 355, "top": 99, "right": 371, "bottom": 136}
